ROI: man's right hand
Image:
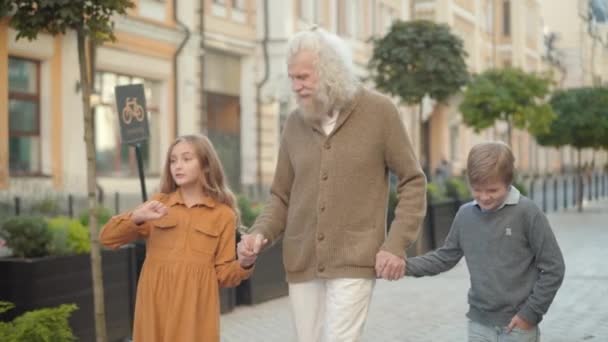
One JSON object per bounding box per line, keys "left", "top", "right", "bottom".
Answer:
{"left": 238, "top": 233, "right": 268, "bottom": 257}
{"left": 131, "top": 200, "right": 168, "bottom": 225}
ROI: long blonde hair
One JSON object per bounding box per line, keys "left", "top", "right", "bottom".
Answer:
{"left": 160, "top": 134, "right": 240, "bottom": 224}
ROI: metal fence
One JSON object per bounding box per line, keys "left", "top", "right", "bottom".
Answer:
{"left": 526, "top": 171, "right": 608, "bottom": 212}
{"left": 0, "top": 191, "right": 146, "bottom": 219}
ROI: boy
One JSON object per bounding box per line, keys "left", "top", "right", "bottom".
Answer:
{"left": 406, "top": 142, "right": 565, "bottom": 342}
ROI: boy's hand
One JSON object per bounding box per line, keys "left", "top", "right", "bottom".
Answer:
{"left": 375, "top": 250, "right": 406, "bottom": 281}
{"left": 131, "top": 201, "right": 168, "bottom": 224}
{"left": 506, "top": 315, "right": 534, "bottom": 332}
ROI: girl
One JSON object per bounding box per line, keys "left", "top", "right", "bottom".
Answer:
{"left": 100, "top": 134, "right": 256, "bottom": 342}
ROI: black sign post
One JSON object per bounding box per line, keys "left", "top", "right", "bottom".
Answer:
{"left": 115, "top": 84, "right": 151, "bottom": 314}
{"left": 115, "top": 84, "right": 149, "bottom": 202}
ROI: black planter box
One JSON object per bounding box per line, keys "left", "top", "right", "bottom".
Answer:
{"left": 0, "top": 246, "right": 137, "bottom": 342}
{"left": 407, "top": 214, "right": 434, "bottom": 257}
{"left": 236, "top": 240, "right": 288, "bottom": 305}
{"left": 428, "top": 199, "right": 459, "bottom": 249}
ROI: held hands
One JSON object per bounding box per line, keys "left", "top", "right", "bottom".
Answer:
{"left": 237, "top": 233, "right": 268, "bottom": 268}
{"left": 131, "top": 200, "right": 168, "bottom": 225}
{"left": 375, "top": 250, "right": 406, "bottom": 281}
{"left": 506, "top": 315, "right": 534, "bottom": 333}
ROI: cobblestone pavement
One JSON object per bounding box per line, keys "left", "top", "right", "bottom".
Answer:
{"left": 221, "top": 199, "right": 608, "bottom": 342}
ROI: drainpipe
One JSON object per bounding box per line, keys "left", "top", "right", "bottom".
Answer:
{"left": 173, "top": 0, "right": 191, "bottom": 138}
{"left": 256, "top": 0, "right": 270, "bottom": 193}
{"left": 199, "top": 0, "right": 207, "bottom": 134}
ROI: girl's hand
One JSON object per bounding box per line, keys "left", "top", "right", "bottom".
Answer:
{"left": 131, "top": 201, "right": 168, "bottom": 224}
{"left": 236, "top": 234, "right": 267, "bottom": 269}
{"left": 237, "top": 249, "right": 257, "bottom": 269}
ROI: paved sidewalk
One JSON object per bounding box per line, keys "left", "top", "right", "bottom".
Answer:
{"left": 221, "top": 199, "right": 608, "bottom": 341}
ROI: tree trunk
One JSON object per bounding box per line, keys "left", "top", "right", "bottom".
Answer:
{"left": 577, "top": 148, "right": 583, "bottom": 212}
{"left": 506, "top": 120, "right": 512, "bottom": 147}
{"left": 416, "top": 100, "right": 425, "bottom": 256}
{"left": 77, "top": 29, "right": 108, "bottom": 342}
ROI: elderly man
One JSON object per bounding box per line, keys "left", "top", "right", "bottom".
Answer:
{"left": 239, "top": 27, "right": 427, "bottom": 342}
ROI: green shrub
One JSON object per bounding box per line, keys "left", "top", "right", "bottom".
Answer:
{"left": 47, "top": 217, "right": 90, "bottom": 255}
{"left": 445, "top": 177, "right": 471, "bottom": 200}
{"left": 0, "top": 301, "right": 77, "bottom": 342}
{"left": 427, "top": 182, "right": 448, "bottom": 203}
{"left": 238, "top": 195, "right": 262, "bottom": 232}
{"left": 79, "top": 206, "right": 112, "bottom": 227}
{"left": 0, "top": 217, "right": 51, "bottom": 258}
{"left": 47, "top": 219, "right": 71, "bottom": 256}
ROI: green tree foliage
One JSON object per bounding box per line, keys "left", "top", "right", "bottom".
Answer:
{"left": 369, "top": 20, "right": 469, "bottom": 163}
{"left": 460, "top": 67, "right": 555, "bottom": 145}
{"left": 2, "top": 0, "right": 132, "bottom": 43}
{"left": 536, "top": 87, "right": 608, "bottom": 150}
{"left": 535, "top": 86, "right": 608, "bottom": 211}
{"left": 369, "top": 20, "right": 469, "bottom": 105}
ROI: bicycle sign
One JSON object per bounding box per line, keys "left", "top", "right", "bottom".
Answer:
{"left": 115, "top": 84, "right": 150, "bottom": 144}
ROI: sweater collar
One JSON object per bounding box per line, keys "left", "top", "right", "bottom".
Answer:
{"left": 473, "top": 185, "right": 520, "bottom": 212}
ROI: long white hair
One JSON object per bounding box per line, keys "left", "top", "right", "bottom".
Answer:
{"left": 287, "top": 27, "right": 360, "bottom": 114}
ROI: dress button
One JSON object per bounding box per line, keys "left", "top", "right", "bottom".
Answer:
{"left": 318, "top": 265, "right": 325, "bottom": 272}
{"left": 318, "top": 233, "right": 325, "bottom": 241}
{"left": 324, "top": 142, "right": 331, "bottom": 150}
{"left": 322, "top": 173, "right": 328, "bottom": 180}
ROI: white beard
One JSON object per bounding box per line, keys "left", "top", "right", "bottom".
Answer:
{"left": 297, "top": 89, "right": 333, "bottom": 125}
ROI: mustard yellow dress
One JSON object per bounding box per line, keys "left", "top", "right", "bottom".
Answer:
{"left": 100, "top": 191, "right": 251, "bottom": 342}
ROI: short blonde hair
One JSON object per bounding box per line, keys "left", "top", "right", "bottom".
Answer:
{"left": 466, "top": 142, "right": 515, "bottom": 186}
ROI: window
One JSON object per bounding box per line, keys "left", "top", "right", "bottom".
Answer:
{"left": 94, "top": 71, "right": 161, "bottom": 177}
{"left": 233, "top": 0, "right": 246, "bottom": 11}
{"left": 502, "top": 0, "right": 511, "bottom": 36}
{"left": 8, "top": 57, "right": 41, "bottom": 175}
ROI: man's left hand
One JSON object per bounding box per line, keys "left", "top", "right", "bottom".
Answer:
{"left": 375, "top": 250, "right": 405, "bottom": 281}
{"left": 506, "top": 315, "right": 534, "bottom": 333}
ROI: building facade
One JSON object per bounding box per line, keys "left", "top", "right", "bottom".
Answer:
{"left": 1, "top": 1, "right": 195, "bottom": 198}
{"left": 2, "top": 0, "right": 606, "bottom": 203}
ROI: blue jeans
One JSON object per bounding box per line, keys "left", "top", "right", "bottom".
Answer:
{"left": 468, "top": 320, "right": 540, "bottom": 342}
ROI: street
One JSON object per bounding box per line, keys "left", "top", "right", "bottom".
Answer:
{"left": 221, "top": 199, "right": 608, "bottom": 341}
